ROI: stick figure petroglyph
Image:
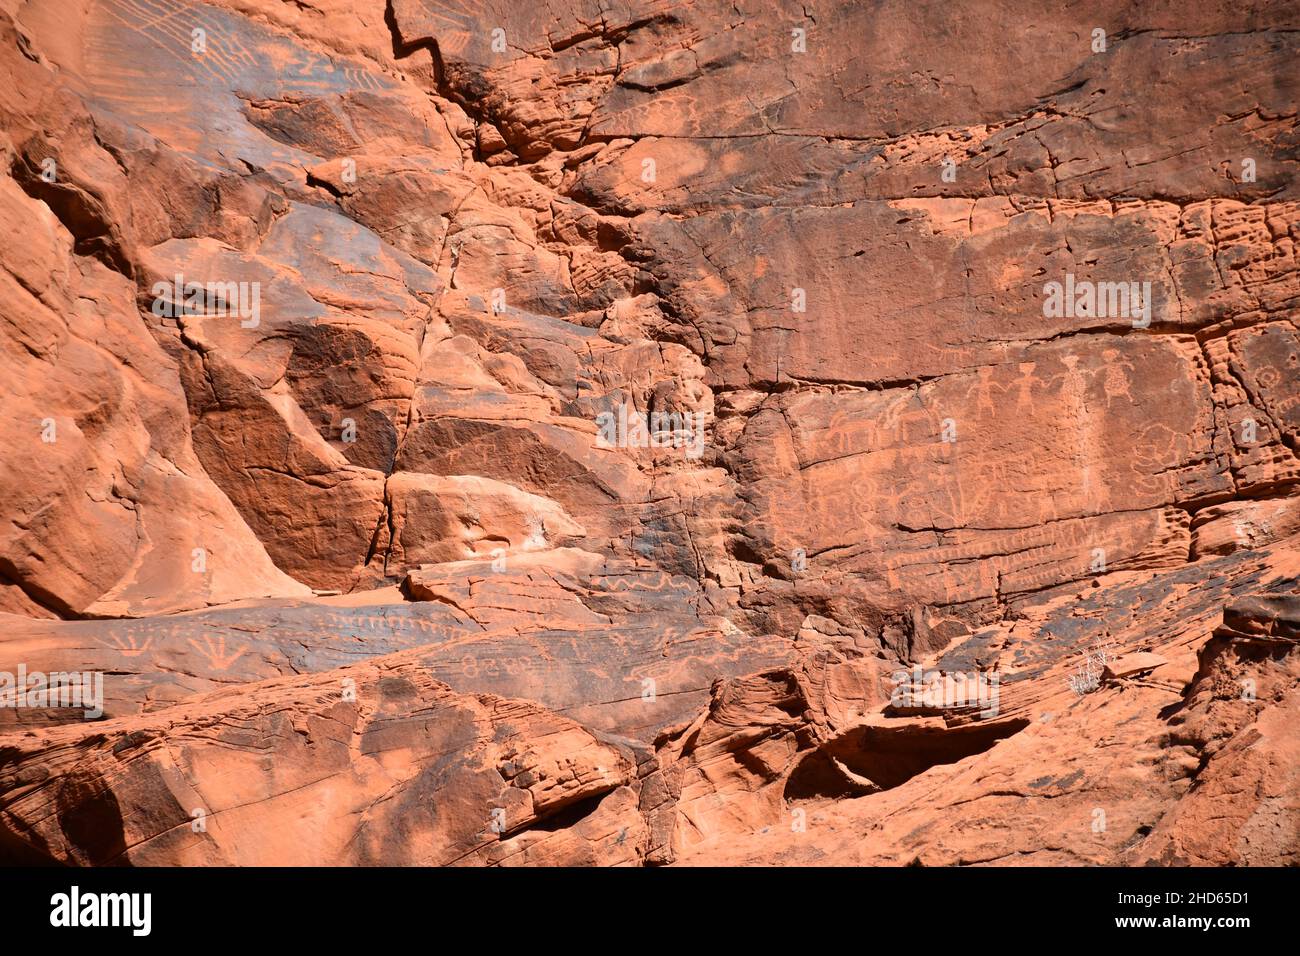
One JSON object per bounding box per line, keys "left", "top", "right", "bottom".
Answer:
{"left": 1012, "top": 362, "right": 1039, "bottom": 411}
{"left": 966, "top": 366, "right": 1002, "bottom": 417}
{"left": 1099, "top": 349, "right": 1136, "bottom": 408}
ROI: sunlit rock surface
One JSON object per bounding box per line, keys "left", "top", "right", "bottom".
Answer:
{"left": 0, "top": 0, "right": 1297, "bottom": 866}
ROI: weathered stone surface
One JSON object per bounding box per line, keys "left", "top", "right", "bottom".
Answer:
{"left": 659, "top": 545, "right": 1300, "bottom": 866}
{"left": 1101, "top": 651, "right": 1169, "bottom": 680}
{"left": 0, "top": 548, "right": 794, "bottom": 739}
{"left": 0, "top": 74, "right": 308, "bottom": 617}
{"left": 0, "top": 656, "right": 647, "bottom": 866}
{"left": 1, "top": 0, "right": 1297, "bottom": 867}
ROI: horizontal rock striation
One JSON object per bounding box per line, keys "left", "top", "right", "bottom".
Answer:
{"left": 0, "top": 0, "right": 1297, "bottom": 866}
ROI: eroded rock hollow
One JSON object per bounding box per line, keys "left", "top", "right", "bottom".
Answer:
{"left": 1, "top": 0, "right": 1297, "bottom": 866}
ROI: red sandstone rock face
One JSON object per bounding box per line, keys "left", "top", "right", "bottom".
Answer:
{"left": 0, "top": 0, "right": 1297, "bottom": 866}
